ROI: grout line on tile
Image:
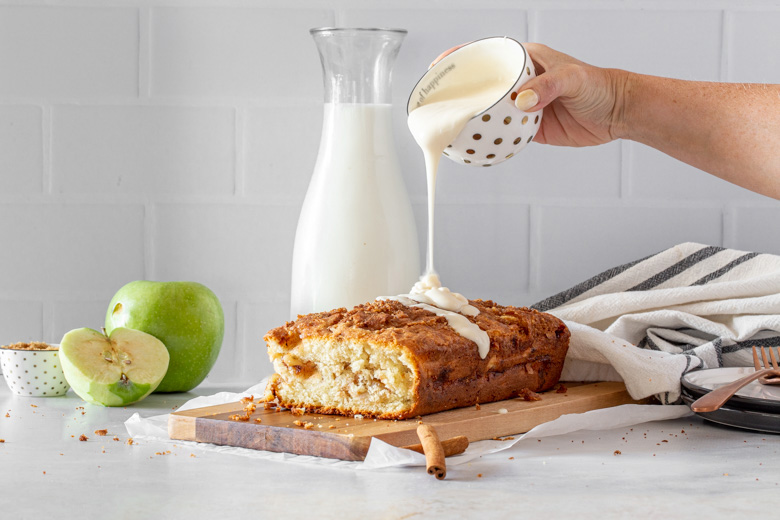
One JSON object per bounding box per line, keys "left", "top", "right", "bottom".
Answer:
{"left": 42, "top": 300, "right": 54, "bottom": 344}
{"left": 720, "top": 9, "right": 732, "bottom": 82}
{"left": 234, "top": 300, "right": 247, "bottom": 382}
{"left": 143, "top": 203, "right": 156, "bottom": 281}
{"left": 620, "top": 140, "right": 631, "bottom": 199}
{"left": 528, "top": 203, "right": 541, "bottom": 292}
{"left": 234, "top": 107, "right": 245, "bottom": 197}
{"left": 139, "top": 7, "right": 151, "bottom": 98}
{"left": 42, "top": 105, "right": 53, "bottom": 195}
{"left": 720, "top": 205, "right": 730, "bottom": 248}
{"left": 527, "top": 9, "right": 537, "bottom": 42}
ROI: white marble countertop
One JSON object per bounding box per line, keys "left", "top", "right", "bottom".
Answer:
{"left": 1, "top": 382, "right": 778, "bottom": 519}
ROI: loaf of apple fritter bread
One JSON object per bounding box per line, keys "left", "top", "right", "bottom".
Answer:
{"left": 264, "top": 299, "right": 569, "bottom": 420}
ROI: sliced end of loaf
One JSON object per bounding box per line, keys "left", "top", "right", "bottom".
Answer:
{"left": 266, "top": 336, "right": 418, "bottom": 419}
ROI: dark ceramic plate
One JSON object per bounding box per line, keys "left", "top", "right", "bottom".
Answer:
{"left": 681, "top": 389, "right": 780, "bottom": 434}
{"left": 681, "top": 367, "right": 780, "bottom": 414}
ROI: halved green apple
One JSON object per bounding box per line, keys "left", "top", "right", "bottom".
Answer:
{"left": 60, "top": 327, "right": 170, "bottom": 406}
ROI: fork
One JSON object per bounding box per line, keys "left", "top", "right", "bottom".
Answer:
{"left": 757, "top": 346, "right": 780, "bottom": 385}
{"left": 690, "top": 346, "right": 780, "bottom": 413}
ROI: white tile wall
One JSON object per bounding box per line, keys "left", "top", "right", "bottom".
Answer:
{"left": 727, "top": 11, "right": 780, "bottom": 83}
{"left": 242, "top": 300, "right": 292, "bottom": 381}
{"left": 0, "top": 204, "right": 145, "bottom": 297}
{"left": 727, "top": 207, "right": 780, "bottom": 256}
{"left": 150, "top": 7, "right": 334, "bottom": 99}
{"left": 52, "top": 106, "right": 236, "bottom": 195}
{"left": 535, "top": 204, "right": 723, "bottom": 294}
{"left": 0, "top": 6, "right": 139, "bottom": 99}
{"left": 0, "top": 106, "right": 43, "bottom": 193}
{"left": 0, "top": 0, "right": 778, "bottom": 385}
{"left": 627, "top": 143, "right": 767, "bottom": 201}
{"left": 0, "top": 302, "right": 43, "bottom": 346}
{"left": 533, "top": 9, "right": 723, "bottom": 80}
{"left": 244, "top": 102, "right": 322, "bottom": 203}
{"left": 154, "top": 203, "right": 294, "bottom": 292}
{"left": 51, "top": 300, "right": 109, "bottom": 342}
{"left": 204, "top": 300, "right": 239, "bottom": 382}
{"left": 431, "top": 202, "right": 530, "bottom": 303}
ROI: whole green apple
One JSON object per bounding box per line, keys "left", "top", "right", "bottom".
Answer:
{"left": 105, "top": 281, "right": 224, "bottom": 393}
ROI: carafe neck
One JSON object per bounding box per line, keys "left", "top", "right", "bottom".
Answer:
{"left": 311, "top": 28, "right": 406, "bottom": 105}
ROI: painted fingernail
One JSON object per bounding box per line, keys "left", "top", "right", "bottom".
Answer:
{"left": 515, "top": 90, "right": 539, "bottom": 111}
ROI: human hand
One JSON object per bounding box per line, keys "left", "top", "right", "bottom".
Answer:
{"left": 430, "top": 42, "right": 629, "bottom": 148}
{"left": 515, "top": 43, "right": 629, "bottom": 147}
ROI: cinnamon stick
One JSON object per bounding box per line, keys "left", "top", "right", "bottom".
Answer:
{"left": 402, "top": 435, "right": 469, "bottom": 457}
{"left": 416, "top": 424, "right": 446, "bottom": 480}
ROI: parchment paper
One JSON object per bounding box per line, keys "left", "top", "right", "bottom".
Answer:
{"left": 124, "top": 380, "right": 691, "bottom": 470}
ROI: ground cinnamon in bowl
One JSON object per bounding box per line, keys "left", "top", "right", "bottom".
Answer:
{"left": 1, "top": 342, "right": 58, "bottom": 351}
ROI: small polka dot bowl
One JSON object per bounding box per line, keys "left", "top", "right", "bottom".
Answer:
{"left": 407, "top": 37, "right": 542, "bottom": 167}
{"left": 0, "top": 342, "right": 70, "bottom": 397}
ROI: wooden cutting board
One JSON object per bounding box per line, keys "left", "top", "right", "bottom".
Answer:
{"left": 168, "top": 382, "right": 643, "bottom": 461}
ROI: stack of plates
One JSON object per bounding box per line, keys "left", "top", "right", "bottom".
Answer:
{"left": 681, "top": 367, "right": 780, "bottom": 434}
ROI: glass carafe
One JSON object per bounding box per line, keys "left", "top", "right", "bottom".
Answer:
{"left": 290, "top": 28, "right": 420, "bottom": 318}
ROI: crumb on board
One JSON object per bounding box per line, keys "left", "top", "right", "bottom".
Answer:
{"left": 94, "top": 429, "right": 107, "bottom": 436}
{"left": 518, "top": 388, "right": 542, "bottom": 402}
{"left": 126, "top": 438, "right": 134, "bottom": 445}
{"left": 556, "top": 384, "right": 568, "bottom": 394}
{"left": 79, "top": 435, "right": 88, "bottom": 442}
{"left": 614, "top": 450, "right": 622, "bottom": 456}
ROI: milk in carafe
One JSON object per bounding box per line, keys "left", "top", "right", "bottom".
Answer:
{"left": 289, "top": 29, "right": 419, "bottom": 318}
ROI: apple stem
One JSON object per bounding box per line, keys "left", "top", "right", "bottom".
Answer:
{"left": 102, "top": 327, "right": 107, "bottom": 337}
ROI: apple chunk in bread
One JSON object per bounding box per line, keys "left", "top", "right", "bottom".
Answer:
{"left": 60, "top": 327, "right": 169, "bottom": 406}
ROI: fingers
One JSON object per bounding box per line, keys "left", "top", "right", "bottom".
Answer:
{"left": 516, "top": 44, "right": 585, "bottom": 111}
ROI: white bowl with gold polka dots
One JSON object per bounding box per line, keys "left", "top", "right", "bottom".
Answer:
{"left": 0, "top": 343, "right": 70, "bottom": 397}
{"left": 408, "top": 37, "right": 542, "bottom": 167}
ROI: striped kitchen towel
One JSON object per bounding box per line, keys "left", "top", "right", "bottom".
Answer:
{"left": 533, "top": 242, "right": 780, "bottom": 404}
